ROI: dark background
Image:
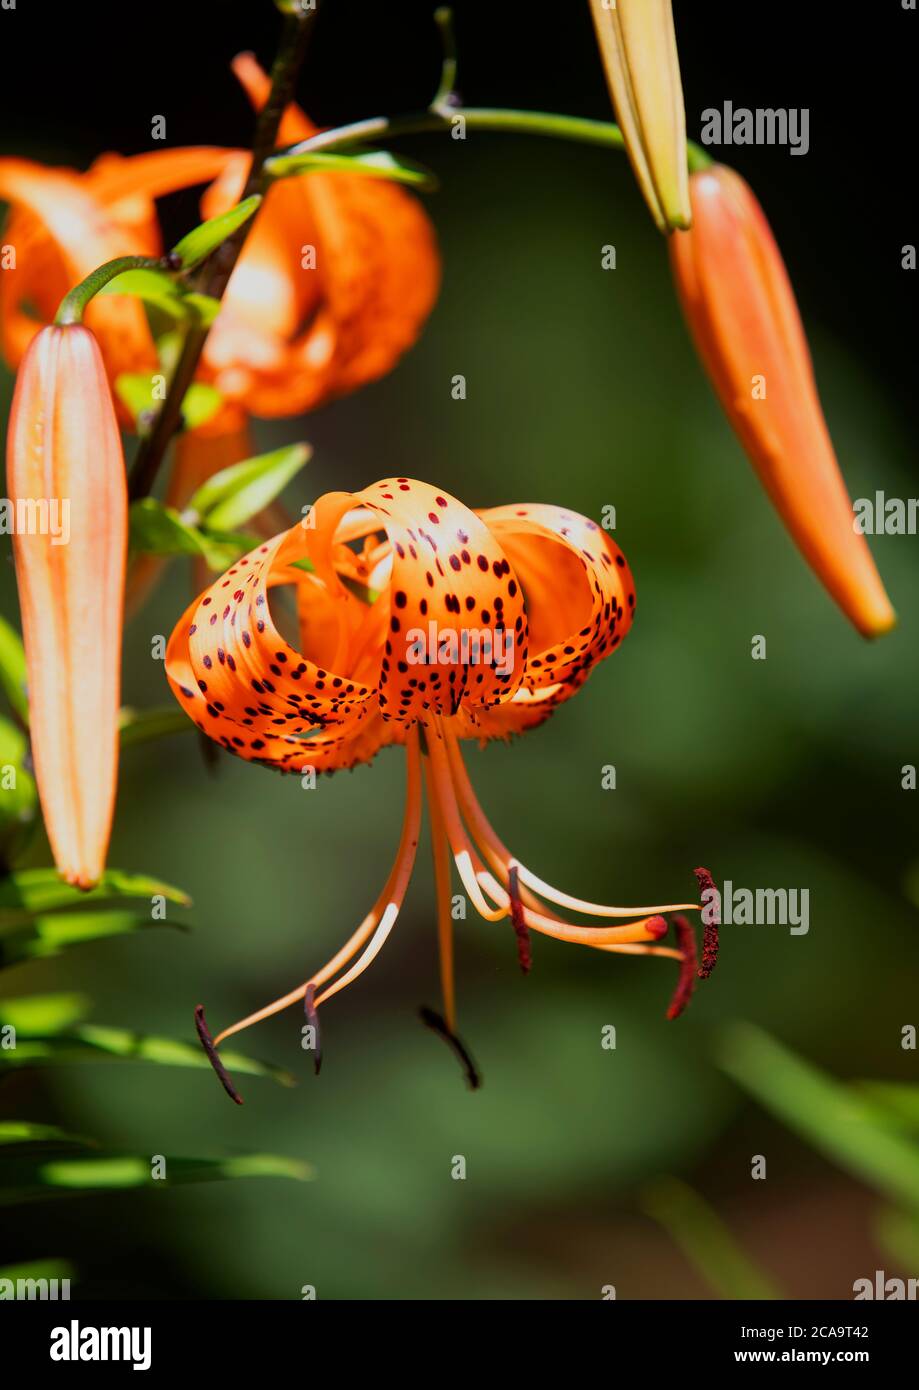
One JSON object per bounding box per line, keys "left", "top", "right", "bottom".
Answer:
{"left": 0, "top": 1, "right": 917, "bottom": 1301}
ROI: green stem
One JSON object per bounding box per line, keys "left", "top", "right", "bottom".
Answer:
{"left": 269, "top": 101, "right": 712, "bottom": 181}
{"left": 54, "top": 256, "right": 166, "bottom": 327}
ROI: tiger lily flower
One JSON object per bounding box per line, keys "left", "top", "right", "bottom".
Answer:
{"left": 669, "top": 165, "right": 895, "bottom": 638}
{"left": 6, "top": 324, "right": 127, "bottom": 888}
{"left": 588, "top": 0, "right": 691, "bottom": 232}
{"left": 165, "top": 478, "right": 716, "bottom": 1093}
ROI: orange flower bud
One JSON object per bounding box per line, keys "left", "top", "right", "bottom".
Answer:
{"left": 6, "top": 324, "right": 127, "bottom": 886}
{"left": 670, "top": 166, "right": 895, "bottom": 637}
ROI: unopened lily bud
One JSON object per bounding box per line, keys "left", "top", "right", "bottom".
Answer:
{"left": 669, "top": 166, "right": 895, "bottom": 637}
{"left": 7, "top": 323, "right": 128, "bottom": 886}
{"left": 588, "top": 0, "right": 691, "bottom": 233}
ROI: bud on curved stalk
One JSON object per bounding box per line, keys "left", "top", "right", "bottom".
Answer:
{"left": 6, "top": 324, "right": 127, "bottom": 886}
{"left": 669, "top": 166, "right": 895, "bottom": 638}
{"left": 588, "top": 0, "right": 691, "bottom": 233}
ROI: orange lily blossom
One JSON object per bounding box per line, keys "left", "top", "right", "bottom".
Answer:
{"left": 669, "top": 164, "right": 895, "bottom": 638}
{"left": 195, "top": 53, "right": 441, "bottom": 420}
{"left": 0, "top": 54, "right": 439, "bottom": 428}
{"left": 6, "top": 323, "right": 127, "bottom": 888}
{"left": 0, "top": 148, "right": 234, "bottom": 389}
{"left": 165, "top": 477, "right": 717, "bottom": 1094}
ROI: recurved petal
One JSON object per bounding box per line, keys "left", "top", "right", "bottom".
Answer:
{"left": 165, "top": 525, "right": 389, "bottom": 775}
{"left": 479, "top": 501, "right": 634, "bottom": 687}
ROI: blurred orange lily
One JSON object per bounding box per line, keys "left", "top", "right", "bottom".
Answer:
{"left": 197, "top": 53, "right": 440, "bottom": 419}
{"left": 669, "top": 166, "right": 895, "bottom": 638}
{"left": 0, "top": 147, "right": 234, "bottom": 389}
{"left": 6, "top": 324, "right": 127, "bottom": 888}
{"left": 588, "top": 0, "right": 691, "bottom": 232}
{"left": 0, "top": 53, "right": 439, "bottom": 430}
{"left": 166, "top": 477, "right": 715, "bottom": 1093}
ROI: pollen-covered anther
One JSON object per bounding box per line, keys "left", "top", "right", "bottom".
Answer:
{"left": 665, "top": 914, "right": 699, "bottom": 1020}
{"left": 694, "top": 866, "right": 720, "bottom": 979}
{"left": 304, "top": 983, "right": 321, "bottom": 1076}
{"left": 194, "top": 1004, "right": 244, "bottom": 1105}
{"left": 507, "top": 864, "right": 532, "bottom": 974}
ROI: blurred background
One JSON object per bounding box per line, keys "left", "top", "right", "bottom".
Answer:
{"left": 0, "top": 0, "right": 917, "bottom": 1299}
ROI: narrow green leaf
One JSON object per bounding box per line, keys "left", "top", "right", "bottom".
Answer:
{"left": 267, "top": 147, "right": 438, "bottom": 191}
{"left": 0, "top": 1122, "right": 93, "bottom": 1147}
{"left": 0, "top": 716, "right": 38, "bottom": 862}
{"left": 875, "top": 1206, "right": 919, "bottom": 1272}
{"left": 129, "top": 498, "right": 255, "bottom": 571}
{"left": 0, "top": 615, "right": 28, "bottom": 722}
{"left": 116, "top": 375, "right": 223, "bottom": 434}
{"left": 119, "top": 706, "right": 196, "bottom": 748}
{"left": 100, "top": 267, "right": 186, "bottom": 318}
{"left": 0, "top": 993, "right": 91, "bottom": 1034}
{"left": 0, "top": 867, "right": 190, "bottom": 917}
{"left": 856, "top": 1082, "right": 919, "bottom": 1132}
{"left": 0, "top": 1022, "right": 294, "bottom": 1087}
{"left": 188, "top": 443, "right": 311, "bottom": 531}
{"left": 641, "top": 1176, "right": 781, "bottom": 1300}
{"left": 171, "top": 195, "right": 262, "bottom": 271}
{"left": 0, "top": 1258, "right": 76, "bottom": 1282}
{"left": 0, "top": 913, "right": 187, "bottom": 969}
{"left": 183, "top": 292, "right": 222, "bottom": 326}
{"left": 129, "top": 497, "right": 207, "bottom": 556}
{"left": 0, "top": 1150, "right": 311, "bottom": 1203}
{"left": 718, "top": 1023, "right": 919, "bottom": 1214}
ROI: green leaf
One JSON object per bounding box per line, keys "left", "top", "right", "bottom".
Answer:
{"left": 0, "top": 1122, "right": 93, "bottom": 1148}
{"left": 0, "top": 867, "right": 190, "bottom": 918}
{"left": 641, "top": 1176, "right": 781, "bottom": 1300}
{"left": 856, "top": 1082, "right": 919, "bottom": 1132}
{"left": 0, "top": 1258, "right": 76, "bottom": 1282}
{"left": 0, "top": 992, "right": 91, "bottom": 1034}
{"left": 99, "top": 269, "right": 222, "bottom": 329}
{"left": 116, "top": 374, "right": 223, "bottom": 433}
{"left": 119, "top": 706, "right": 196, "bottom": 748}
{"left": 188, "top": 443, "right": 311, "bottom": 531}
{"left": 0, "top": 615, "right": 28, "bottom": 722}
{"left": 0, "top": 912, "right": 187, "bottom": 969}
{"left": 875, "top": 1206, "right": 919, "bottom": 1271}
{"left": 129, "top": 498, "right": 256, "bottom": 571}
{"left": 0, "top": 1022, "right": 295, "bottom": 1088}
{"left": 718, "top": 1023, "right": 919, "bottom": 1214}
{"left": 100, "top": 266, "right": 186, "bottom": 317}
{"left": 0, "top": 1150, "right": 311, "bottom": 1203}
{"left": 267, "top": 147, "right": 439, "bottom": 191}
{"left": 171, "top": 195, "right": 262, "bottom": 271}
{"left": 0, "top": 715, "right": 38, "bottom": 862}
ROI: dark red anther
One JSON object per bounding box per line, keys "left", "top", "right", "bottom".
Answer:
{"left": 694, "top": 867, "right": 720, "bottom": 979}
{"left": 194, "top": 1004, "right": 243, "bottom": 1105}
{"left": 304, "top": 982, "right": 321, "bottom": 1076}
{"left": 508, "top": 864, "right": 532, "bottom": 974}
{"left": 419, "top": 1006, "right": 481, "bottom": 1090}
{"left": 666, "top": 915, "right": 699, "bottom": 1020}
